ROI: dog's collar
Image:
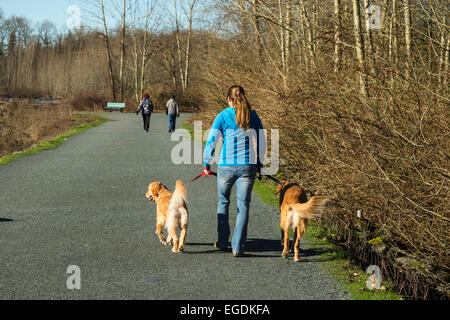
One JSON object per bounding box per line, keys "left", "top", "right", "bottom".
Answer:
{"left": 155, "top": 185, "right": 169, "bottom": 198}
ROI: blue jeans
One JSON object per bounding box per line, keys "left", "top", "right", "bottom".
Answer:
{"left": 168, "top": 113, "right": 176, "bottom": 131}
{"left": 216, "top": 165, "right": 256, "bottom": 254}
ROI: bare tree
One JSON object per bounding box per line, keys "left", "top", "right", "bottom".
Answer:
{"left": 140, "top": 1, "right": 151, "bottom": 99}
{"left": 388, "top": 0, "right": 398, "bottom": 87}
{"left": 278, "top": 0, "right": 286, "bottom": 86}
{"left": 352, "top": 0, "right": 369, "bottom": 98}
{"left": 183, "top": 0, "right": 197, "bottom": 92}
{"left": 37, "top": 20, "right": 56, "bottom": 47}
{"left": 437, "top": 8, "right": 449, "bottom": 87}
{"left": 252, "top": 0, "right": 263, "bottom": 61}
{"left": 299, "top": 0, "right": 315, "bottom": 72}
{"left": 99, "top": 0, "right": 117, "bottom": 101}
{"left": 444, "top": 33, "right": 449, "bottom": 88}
{"left": 362, "top": 0, "right": 375, "bottom": 75}
{"left": 129, "top": 0, "right": 160, "bottom": 101}
{"left": 403, "top": 0, "right": 412, "bottom": 79}
{"left": 119, "top": 0, "right": 126, "bottom": 101}
{"left": 173, "top": 0, "right": 198, "bottom": 92}
{"left": 333, "top": 0, "right": 342, "bottom": 74}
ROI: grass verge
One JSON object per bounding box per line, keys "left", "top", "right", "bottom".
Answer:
{"left": 0, "top": 113, "right": 108, "bottom": 165}
{"left": 183, "top": 118, "right": 402, "bottom": 300}
{"left": 304, "top": 220, "right": 403, "bottom": 300}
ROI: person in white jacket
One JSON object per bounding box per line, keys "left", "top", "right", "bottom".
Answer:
{"left": 165, "top": 95, "right": 179, "bottom": 132}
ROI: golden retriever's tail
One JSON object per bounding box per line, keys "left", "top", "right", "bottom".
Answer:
{"left": 170, "top": 180, "right": 187, "bottom": 209}
{"left": 289, "top": 196, "right": 330, "bottom": 220}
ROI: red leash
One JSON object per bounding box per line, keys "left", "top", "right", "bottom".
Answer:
{"left": 184, "top": 170, "right": 217, "bottom": 187}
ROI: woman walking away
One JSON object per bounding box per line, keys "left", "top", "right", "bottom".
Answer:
{"left": 203, "top": 85, "right": 265, "bottom": 257}
{"left": 136, "top": 93, "right": 154, "bottom": 132}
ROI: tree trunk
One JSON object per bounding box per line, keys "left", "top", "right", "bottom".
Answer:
{"left": 334, "top": 0, "right": 342, "bottom": 73}
{"left": 312, "top": 0, "right": 318, "bottom": 55}
{"left": 403, "top": 0, "right": 412, "bottom": 79}
{"left": 388, "top": 0, "right": 397, "bottom": 88}
{"left": 443, "top": 33, "right": 449, "bottom": 88}
{"left": 285, "top": 0, "right": 291, "bottom": 78}
{"left": 363, "top": 0, "right": 375, "bottom": 75}
{"left": 352, "top": 0, "right": 369, "bottom": 98}
{"left": 437, "top": 10, "right": 448, "bottom": 87}
{"left": 184, "top": 1, "right": 196, "bottom": 91}
{"left": 119, "top": 0, "right": 126, "bottom": 102}
{"left": 100, "top": 0, "right": 116, "bottom": 101}
{"left": 297, "top": 3, "right": 308, "bottom": 70}
{"left": 140, "top": 9, "right": 150, "bottom": 99}
{"left": 300, "top": 0, "right": 315, "bottom": 71}
{"left": 173, "top": 0, "right": 184, "bottom": 92}
{"left": 132, "top": 31, "right": 139, "bottom": 102}
{"left": 278, "top": 0, "right": 286, "bottom": 87}
{"left": 252, "top": 0, "right": 263, "bottom": 61}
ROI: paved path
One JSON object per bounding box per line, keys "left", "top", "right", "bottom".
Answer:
{"left": 0, "top": 112, "right": 350, "bottom": 299}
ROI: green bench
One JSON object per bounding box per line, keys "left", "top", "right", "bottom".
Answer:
{"left": 105, "top": 102, "right": 125, "bottom": 112}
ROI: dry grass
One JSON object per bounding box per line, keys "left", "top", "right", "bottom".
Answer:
{"left": 0, "top": 101, "right": 76, "bottom": 157}
{"left": 65, "top": 94, "right": 108, "bottom": 113}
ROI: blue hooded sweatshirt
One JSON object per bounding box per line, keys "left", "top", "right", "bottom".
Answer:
{"left": 203, "top": 107, "right": 266, "bottom": 168}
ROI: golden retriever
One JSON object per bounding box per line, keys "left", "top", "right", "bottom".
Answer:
{"left": 276, "top": 181, "right": 330, "bottom": 262}
{"left": 145, "top": 180, "right": 188, "bottom": 253}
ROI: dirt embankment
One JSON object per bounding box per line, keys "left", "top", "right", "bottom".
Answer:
{"left": 0, "top": 100, "right": 92, "bottom": 158}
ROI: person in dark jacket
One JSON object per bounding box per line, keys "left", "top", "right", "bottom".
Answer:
{"left": 165, "top": 95, "right": 179, "bottom": 132}
{"left": 136, "top": 93, "right": 154, "bottom": 132}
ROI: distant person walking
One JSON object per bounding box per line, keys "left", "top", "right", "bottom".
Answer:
{"left": 136, "top": 93, "right": 154, "bottom": 132}
{"left": 166, "top": 95, "right": 179, "bottom": 132}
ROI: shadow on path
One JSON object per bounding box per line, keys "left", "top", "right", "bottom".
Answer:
{"left": 183, "top": 238, "right": 336, "bottom": 261}
{"left": 0, "top": 218, "right": 13, "bottom": 222}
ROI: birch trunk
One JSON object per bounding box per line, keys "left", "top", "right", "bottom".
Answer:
{"left": 334, "top": 0, "right": 342, "bottom": 73}
{"left": 297, "top": 3, "right": 308, "bottom": 70}
{"left": 403, "top": 0, "right": 412, "bottom": 79}
{"left": 388, "top": 0, "right": 397, "bottom": 87}
{"left": 363, "top": 0, "right": 375, "bottom": 75}
{"left": 443, "top": 33, "right": 449, "bottom": 88}
{"left": 285, "top": 0, "right": 291, "bottom": 77}
{"left": 278, "top": 0, "right": 286, "bottom": 87}
{"left": 352, "top": 0, "right": 369, "bottom": 98}
{"left": 173, "top": 0, "right": 184, "bottom": 92}
{"left": 183, "top": 1, "right": 196, "bottom": 91}
{"left": 300, "top": 0, "right": 315, "bottom": 71}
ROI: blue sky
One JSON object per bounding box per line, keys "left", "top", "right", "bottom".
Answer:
{"left": 0, "top": 0, "right": 216, "bottom": 34}
{"left": 0, "top": 0, "right": 76, "bottom": 31}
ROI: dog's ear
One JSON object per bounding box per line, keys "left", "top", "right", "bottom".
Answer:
{"left": 276, "top": 181, "right": 289, "bottom": 195}
{"left": 276, "top": 184, "right": 283, "bottom": 195}
{"left": 150, "top": 182, "right": 162, "bottom": 196}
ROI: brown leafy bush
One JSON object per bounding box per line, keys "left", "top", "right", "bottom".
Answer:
{"left": 191, "top": 36, "right": 449, "bottom": 298}
{"left": 0, "top": 101, "right": 75, "bottom": 157}
{"left": 66, "top": 94, "right": 107, "bottom": 112}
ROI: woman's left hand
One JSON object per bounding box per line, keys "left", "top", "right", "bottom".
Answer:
{"left": 203, "top": 166, "right": 212, "bottom": 177}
